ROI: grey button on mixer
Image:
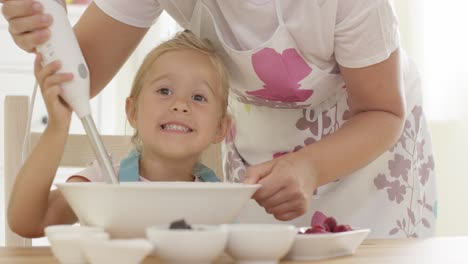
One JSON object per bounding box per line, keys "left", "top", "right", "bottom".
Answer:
{"left": 78, "top": 63, "right": 88, "bottom": 79}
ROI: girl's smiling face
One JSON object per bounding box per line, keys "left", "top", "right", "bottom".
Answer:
{"left": 126, "top": 49, "right": 228, "bottom": 160}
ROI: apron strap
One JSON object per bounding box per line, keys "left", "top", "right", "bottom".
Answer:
{"left": 193, "top": 162, "right": 220, "bottom": 182}
{"left": 118, "top": 149, "right": 220, "bottom": 182}
{"left": 118, "top": 149, "right": 140, "bottom": 182}
{"left": 275, "top": 0, "right": 285, "bottom": 26}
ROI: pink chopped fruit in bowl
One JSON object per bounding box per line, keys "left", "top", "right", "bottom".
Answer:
{"left": 287, "top": 211, "right": 370, "bottom": 261}
{"left": 298, "top": 212, "right": 354, "bottom": 234}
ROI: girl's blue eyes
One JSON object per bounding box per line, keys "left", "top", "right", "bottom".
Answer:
{"left": 192, "top": 94, "right": 207, "bottom": 102}
{"left": 157, "top": 88, "right": 172, "bottom": 95}
{"left": 156, "top": 88, "right": 207, "bottom": 102}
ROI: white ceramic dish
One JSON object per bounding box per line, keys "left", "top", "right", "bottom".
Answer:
{"left": 81, "top": 239, "right": 153, "bottom": 264}
{"left": 146, "top": 224, "right": 227, "bottom": 264}
{"left": 45, "top": 225, "right": 105, "bottom": 237}
{"left": 222, "top": 224, "right": 296, "bottom": 264}
{"left": 56, "top": 182, "right": 260, "bottom": 238}
{"left": 286, "top": 227, "right": 371, "bottom": 261}
{"left": 45, "top": 227, "right": 109, "bottom": 264}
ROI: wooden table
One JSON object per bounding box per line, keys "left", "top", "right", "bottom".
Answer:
{"left": 1, "top": 237, "right": 467, "bottom": 264}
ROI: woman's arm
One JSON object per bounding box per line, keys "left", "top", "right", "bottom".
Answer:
{"left": 74, "top": 2, "right": 149, "bottom": 97}
{"left": 246, "top": 48, "right": 405, "bottom": 221}
{"left": 301, "top": 48, "right": 405, "bottom": 186}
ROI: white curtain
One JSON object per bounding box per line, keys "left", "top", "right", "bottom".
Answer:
{"left": 397, "top": 0, "right": 468, "bottom": 121}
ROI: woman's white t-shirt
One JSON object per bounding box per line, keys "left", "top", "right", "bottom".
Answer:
{"left": 93, "top": 0, "right": 400, "bottom": 69}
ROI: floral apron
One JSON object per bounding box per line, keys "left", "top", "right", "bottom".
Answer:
{"left": 189, "top": 0, "right": 436, "bottom": 238}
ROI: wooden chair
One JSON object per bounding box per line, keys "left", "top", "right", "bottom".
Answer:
{"left": 3, "top": 95, "right": 222, "bottom": 247}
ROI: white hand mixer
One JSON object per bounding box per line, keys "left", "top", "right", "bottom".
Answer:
{"left": 34, "top": 0, "right": 118, "bottom": 184}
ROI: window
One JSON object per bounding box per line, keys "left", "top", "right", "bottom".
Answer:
{"left": 410, "top": 0, "right": 468, "bottom": 121}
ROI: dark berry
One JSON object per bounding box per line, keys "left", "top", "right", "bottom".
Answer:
{"left": 333, "top": 224, "right": 353, "bottom": 233}
{"left": 311, "top": 225, "right": 328, "bottom": 233}
{"left": 169, "top": 219, "right": 192, "bottom": 229}
{"left": 324, "top": 217, "right": 337, "bottom": 231}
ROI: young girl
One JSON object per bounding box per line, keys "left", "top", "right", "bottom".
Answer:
{"left": 7, "top": 30, "right": 231, "bottom": 238}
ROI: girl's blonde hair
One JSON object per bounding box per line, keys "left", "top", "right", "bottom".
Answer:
{"left": 128, "top": 30, "right": 230, "bottom": 150}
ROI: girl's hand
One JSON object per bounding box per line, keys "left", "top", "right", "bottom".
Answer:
{"left": 1, "top": 0, "right": 53, "bottom": 52}
{"left": 244, "top": 152, "right": 317, "bottom": 221}
{"left": 34, "top": 53, "right": 73, "bottom": 130}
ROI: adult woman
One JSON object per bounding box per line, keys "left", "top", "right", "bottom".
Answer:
{"left": 1, "top": 0, "right": 436, "bottom": 238}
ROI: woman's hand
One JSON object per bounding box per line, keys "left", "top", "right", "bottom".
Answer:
{"left": 34, "top": 53, "right": 73, "bottom": 130}
{"left": 1, "top": 0, "right": 53, "bottom": 52}
{"left": 244, "top": 151, "right": 317, "bottom": 221}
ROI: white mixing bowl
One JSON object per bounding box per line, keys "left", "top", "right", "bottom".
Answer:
{"left": 57, "top": 182, "right": 260, "bottom": 238}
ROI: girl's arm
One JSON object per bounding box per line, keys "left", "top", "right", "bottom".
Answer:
{"left": 7, "top": 126, "right": 86, "bottom": 238}
{"left": 7, "top": 55, "right": 86, "bottom": 238}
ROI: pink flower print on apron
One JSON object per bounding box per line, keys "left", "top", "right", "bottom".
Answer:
{"left": 247, "top": 48, "right": 313, "bottom": 103}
